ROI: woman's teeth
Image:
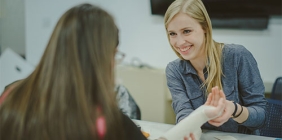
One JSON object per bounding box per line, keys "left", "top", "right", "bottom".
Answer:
{"left": 180, "top": 46, "right": 191, "bottom": 52}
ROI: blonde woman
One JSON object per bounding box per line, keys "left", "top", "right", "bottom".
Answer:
{"left": 164, "top": 0, "right": 267, "bottom": 136}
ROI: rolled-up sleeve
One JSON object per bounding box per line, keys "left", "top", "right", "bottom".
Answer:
{"left": 166, "top": 63, "right": 193, "bottom": 123}
{"left": 236, "top": 46, "right": 267, "bottom": 130}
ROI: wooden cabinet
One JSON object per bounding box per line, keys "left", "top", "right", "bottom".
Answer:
{"left": 116, "top": 65, "right": 176, "bottom": 124}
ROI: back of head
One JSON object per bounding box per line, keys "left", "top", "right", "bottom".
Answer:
{"left": 0, "top": 3, "right": 124, "bottom": 140}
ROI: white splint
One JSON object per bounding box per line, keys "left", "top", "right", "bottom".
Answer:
{"left": 160, "top": 105, "right": 223, "bottom": 140}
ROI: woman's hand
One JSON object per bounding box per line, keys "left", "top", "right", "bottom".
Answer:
{"left": 204, "top": 97, "right": 225, "bottom": 119}
{"left": 205, "top": 86, "right": 234, "bottom": 127}
{"left": 205, "top": 86, "right": 226, "bottom": 106}
{"left": 184, "top": 133, "right": 196, "bottom": 140}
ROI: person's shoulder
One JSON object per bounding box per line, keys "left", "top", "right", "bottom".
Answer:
{"left": 121, "top": 113, "right": 147, "bottom": 140}
{"left": 223, "top": 43, "right": 250, "bottom": 56}
{"left": 167, "top": 58, "right": 181, "bottom": 66}
{"left": 223, "top": 43, "right": 247, "bottom": 52}
{"left": 166, "top": 58, "right": 188, "bottom": 75}
{"left": 166, "top": 58, "right": 189, "bottom": 70}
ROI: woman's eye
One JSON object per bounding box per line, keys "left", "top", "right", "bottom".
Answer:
{"left": 169, "top": 32, "right": 176, "bottom": 36}
{"left": 183, "top": 30, "right": 191, "bottom": 34}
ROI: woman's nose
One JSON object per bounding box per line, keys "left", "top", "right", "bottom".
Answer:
{"left": 176, "top": 35, "right": 186, "bottom": 46}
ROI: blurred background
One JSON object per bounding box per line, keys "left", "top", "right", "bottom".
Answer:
{"left": 0, "top": 0, "right": 281, "bottom": 124}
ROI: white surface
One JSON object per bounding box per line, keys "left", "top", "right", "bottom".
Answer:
{"left": 24, "top": 0, "right": 282, "bottom": 83}
{"left": 214, "top": 136, "right": 237, "bottom": 140}
{"left": 0, "top": 48, "right": 34, "bottom": 94}
{"left": 25, "top": 0, "right": 100, "bottom": 67}
{"left": 133, "top": 120, "right": 276, "bottom": 140}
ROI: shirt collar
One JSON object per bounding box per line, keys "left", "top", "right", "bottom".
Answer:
{"left": 181, "top": 60, "right": 197, "bottom": 75}
{"left": 181, "top": 60, "right": 208, "bottom": 75}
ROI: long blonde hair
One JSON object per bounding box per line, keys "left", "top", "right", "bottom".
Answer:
{"left": 164, "top": 0, "right": 224, "bottom": 94}
{"left": 0, "top": 4, "right": 124, "bottom": 140}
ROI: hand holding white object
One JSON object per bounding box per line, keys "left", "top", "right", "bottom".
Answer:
{"left": 159, "top": 98, "right": 225, "bottom": 140}
{"left": 206, "top": 86, "right": 237, "bottom": 127}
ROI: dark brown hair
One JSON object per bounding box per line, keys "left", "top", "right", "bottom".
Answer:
{"left": 0, "top": 4, "right": 124, "bottom": 140}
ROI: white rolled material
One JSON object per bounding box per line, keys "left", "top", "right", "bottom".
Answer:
{"left": 160, "top": 105, "right": 222, "bottom": 140}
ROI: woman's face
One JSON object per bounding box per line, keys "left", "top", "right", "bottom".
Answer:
{"left": 167, "top": 13, "right": 206, "bottom": 61}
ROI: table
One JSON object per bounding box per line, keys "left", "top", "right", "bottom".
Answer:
{"left": 132, "top": 120, "right": 279, "bottom": 140}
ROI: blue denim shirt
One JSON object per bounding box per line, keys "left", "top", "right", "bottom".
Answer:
{"left": 166, "top": 44, "right": 267, "bottom": 135}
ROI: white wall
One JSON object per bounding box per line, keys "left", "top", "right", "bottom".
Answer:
{"left": 0, "top": 0, "right": 25, "bottom": 56}
{"left": 25, "top": 0, "right": 282, "bottom": 85}
{"left": 25, "top": 0, "right": 101, "bottom": 64}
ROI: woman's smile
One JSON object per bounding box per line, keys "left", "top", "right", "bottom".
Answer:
{"left": 177, "top": 45, "right": 193, "bottom": 55}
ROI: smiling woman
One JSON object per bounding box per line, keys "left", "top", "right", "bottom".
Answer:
{"left": 167, "top": 13, "right": 206, "bottom": 68}
{"left": 164, "top": 0, "right": 267, "bottom": 138}
{"left": 165, "top": 0, "right": 224, "bottom": 93}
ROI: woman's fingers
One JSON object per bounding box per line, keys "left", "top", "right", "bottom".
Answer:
{"left": 210, "top": 87, "right": 216, "bottom": 106}
{"left": 217, "top": 98, "right": 225, "bottom": 113}
{"left": 205, "top": 98, "right": 226, "bottom": 119}
{"left": 209, "top": 87, "right": 227, "bottom": 107}
{"left": 208, "top": 99, "right": 231, "bottom": 127}
{"left": 205, "top": 92, "right": 212, "bottom": 105}
{"left": 219, "top": 90, "right": 226, "bottom": 100}
{"left": 213, "top": 97, "right": 225, "bottom": 118}
{"left": 214, "top": 86, "right": 220, "bottom": 106}
{"left": 211, "top": 86, "right": 220, "bottom": 106}
{"left": 208, "top": 120, "right": 224, "bottom": 127}
{"left": 184, "top": 133, "right": 196, "bottom": 140}
{"left": 190, "top": 133, "right": 196, "bottom": 140}
{"left": 210, "top": 113, "right": 229, "bottom": 123}
{"left": 209, "top": 111, "right": 230, "bottom": 126}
